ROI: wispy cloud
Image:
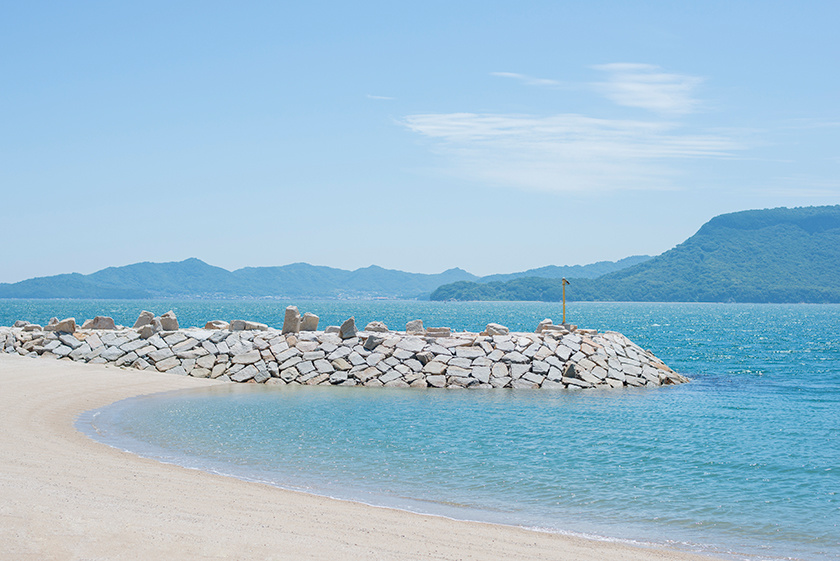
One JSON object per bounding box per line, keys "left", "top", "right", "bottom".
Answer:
{"left": 592, "top": 63, "right": 702, "bottom": 115}
{"left": 400, "top": 63, "right": 739, "bottom": 192}
{"left": 402, "top": 112, "right": 741, "bottom": 192}
{"left": 367, "top": 94, "right": 395, "bottom": 100}
{"left": 490, "top": 72, "right": 562, "bottom": 87}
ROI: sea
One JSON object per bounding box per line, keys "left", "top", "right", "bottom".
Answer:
{"left": 2, "top": 300, "right": 838, "bottom": 560}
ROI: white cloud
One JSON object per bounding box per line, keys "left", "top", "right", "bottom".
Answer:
{"left": 490, "top": 72, "right": 562, "bottom": 87}
{"left": 592, "top": 63, "right": 702, "bottom": 115}
{"left": 367, "top": 94, "right": 395, "bottom": 100}
{"left": 402, "top": 112, "right": 741, "bottom": 192}
{"left": 400, "top": 63, "right": 740, "bottom": 192}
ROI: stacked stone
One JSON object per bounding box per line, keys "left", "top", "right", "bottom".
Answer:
{"left": 0, "top": 309, "right": 688, "bottom": 389}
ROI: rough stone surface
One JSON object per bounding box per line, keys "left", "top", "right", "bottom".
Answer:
{"left": 82, "top": 316, "right": 117, "bottom": 330}
{"left": 282, "top": 306, "right": 301, "bottom": 334}
{"left": 339, "top": 317, "right": 357, "bottom": 340}
{"left": 425, "top": 327, "right": 451, "bottom": 338}
{"left": 405, "top": 319, "right": 424, "bottom": 334}
{"left": 396, "top": 337, "right": 425, "bottom": 353}
{"left": 231, "top": 350, "right": 261, "bottom": 365}
{"left": 230, "top": 320, "right": 268, "bottom": 331}
{"left": 364, "top": 321, "right": 389, "bottom": 333}
{"left": 133, "top": 311, "right": 154, "bottom": 329}
{"left": 485, "top": 323, "right": 509, "bottom": 336}
{"left": 159, "top": 311, "right": 179, "bottom": 331}
{"left": 300, "top": 313, "right": 319, "bottom": 332}
{"left": 2, "top": 315, "right": 687, "bottom": 391}
{"left": 50, "top": 318, "right": 77, "bottom": 333}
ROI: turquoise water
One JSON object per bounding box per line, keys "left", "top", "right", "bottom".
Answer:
{"left": 7, "top": 300, "right": 837, "bottom": 560}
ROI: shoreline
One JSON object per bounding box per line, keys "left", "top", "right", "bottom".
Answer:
{"left": 0, "top": 354, "right": 720, "bottom": 560}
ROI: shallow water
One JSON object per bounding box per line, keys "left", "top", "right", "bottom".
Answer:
{"left": 12, "top": 300, "right": 835, "bottom": 560}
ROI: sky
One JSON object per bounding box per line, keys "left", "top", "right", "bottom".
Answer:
{"left": 2, "top": 1, "right": 839, "bottom": 283}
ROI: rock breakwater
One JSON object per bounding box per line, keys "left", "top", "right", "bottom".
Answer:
{"left": 1, "top": 308, "right": 688, "bottom": 389}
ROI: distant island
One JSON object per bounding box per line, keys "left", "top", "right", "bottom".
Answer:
{"left": 431, "top": 205, "right": 840, "bottom": 303}
{"left": 0, "top": 255, "right": 648, "bottom": 300}
{"left": 2, "top": 205, "right": 838, "bottom": 303}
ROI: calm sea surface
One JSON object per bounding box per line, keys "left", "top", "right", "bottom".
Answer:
{"left": 3, "top": 300, "right": 838, "bottom": 560}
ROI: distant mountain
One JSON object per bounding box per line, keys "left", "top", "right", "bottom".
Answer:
{"left": 0, "top": 255, "right": 646, "bottom": 300}
{"left": 478, "top": 255, "right": 652, "bottom": 283}
{"left": 430, "top": 205, "right": 840, "bottom": 303}
{"left": 231, "top": 263, "right": 478, "bottom": 299}
{"left": 0, "top": 259, "right": 479, "bottom": 300}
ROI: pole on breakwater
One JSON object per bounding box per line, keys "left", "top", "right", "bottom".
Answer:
{"left": 562, "top": 278, "right": 570, "bottom": 325}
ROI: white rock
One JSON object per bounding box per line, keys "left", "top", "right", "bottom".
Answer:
{"left": 339, "top": 317, "right": 357, "bottom": 340}
{"left": 502, "top": 351, "right": 527, "bottom": 363}
{"left": 282, "top": 306, "right": 301, "bottom": 334}
{"left": 300, "top": 313, "right": 319, "bottom": 331}
{"left": 509, "top": 364, "right": 530, "bottom": 379}
{"left": 133, "top": 311, "right": 154, "bottom": 329}
{"left": 230, "top": 319, "right": 268, "bottom": 331}
{"left": 159, "top": 311, "right": 179, "bottom": 331}
{"left": 471, "top": 366, "right": 491, "bottom": 384}
{"left": 422, "top": 361, "right": 447, "bottom": 375}
{"left": 426, "top": 375, "right": 446, "bottom": 388}
{"left": 405, "top": 319, "right": 424, "bottom": 334}
{"left": 82, "top": 316, "right": 116, "bottom": 330}
{"left": 455, "top": 346, "right": 485, "bottom": 359}
{"left": 58, "top": 333, "right": 83, "bottom": 350}
{"left": 364, "top": 321, "right": 389, "bottom": 333}
{"left": 485, "top": 323, "right": 509, "bottom": 336}
{"left": 231, "top": 365, "right": 258, "bottom": 382}
{"left": 396, "top": 337, "right": 425, "bottom": 353}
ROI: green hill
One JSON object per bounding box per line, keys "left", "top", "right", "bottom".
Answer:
{"left": 430, "top": 205, "right": 840, "bottom": 303}
{"left": 477, "top": 255, "right": 651, "bottom": 283}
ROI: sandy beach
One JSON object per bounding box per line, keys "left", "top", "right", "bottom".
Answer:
{"left": 0, "top": 353, "right": 720, "bottom": 561}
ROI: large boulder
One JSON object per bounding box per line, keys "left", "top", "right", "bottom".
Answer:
{"left": 282, "top": 306, "right": 301, "bottom": 334}
{"left": 339, "top": 317, "right": 357, "bottom": 340}
{"left": 137, "top": 324, "right": 157, "bottom": 339}
{"left": 133, "top": 311, "right": 155, "bottom": 328}
{"left": 485, "top": 323, "right": 509, "bottom": 336}
{"left": 363, "top": 335, "right": 385, "bottom": 351}
{"left": 82, "top": 316, "right": 116, "bottom": 330}
{"left": 301, "top": 313, "right": 319, "bottom": 332}
{"left": 204, "top": 320, "right": 229, "bottom": 330}
{"left": 364, "top": 321, "right": 389, "bottom": 333}
{"left": 405, "top": 319, "right": 424, "bottom": 334}
{"left": 47, "top": 318, "right": 76, "bottom": 333}
{"left": 159, "top": 311, "right": 179, "bottom": 331}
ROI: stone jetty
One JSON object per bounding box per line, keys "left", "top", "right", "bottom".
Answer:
{"left": 1, "top": 308, "right": 688, "bottom": 389}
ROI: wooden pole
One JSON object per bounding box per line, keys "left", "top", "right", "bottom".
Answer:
{"left": 561, "top": 278, "right": 569, "bottom": 324}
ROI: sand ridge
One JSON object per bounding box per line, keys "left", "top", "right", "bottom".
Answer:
{"left": 0, "top": 353, "right": 719, "bottom": 560}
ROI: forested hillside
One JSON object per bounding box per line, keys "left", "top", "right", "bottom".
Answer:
{"left": 431, "top": 206, "right": 840, "bottom": 303}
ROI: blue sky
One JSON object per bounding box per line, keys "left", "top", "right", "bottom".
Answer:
{"left": 2, "top": 1, "right": 839, "bottom": 283}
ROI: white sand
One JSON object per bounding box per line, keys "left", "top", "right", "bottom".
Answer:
{"left": 0, "top": 353, "right": 721, "bottom": 560}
